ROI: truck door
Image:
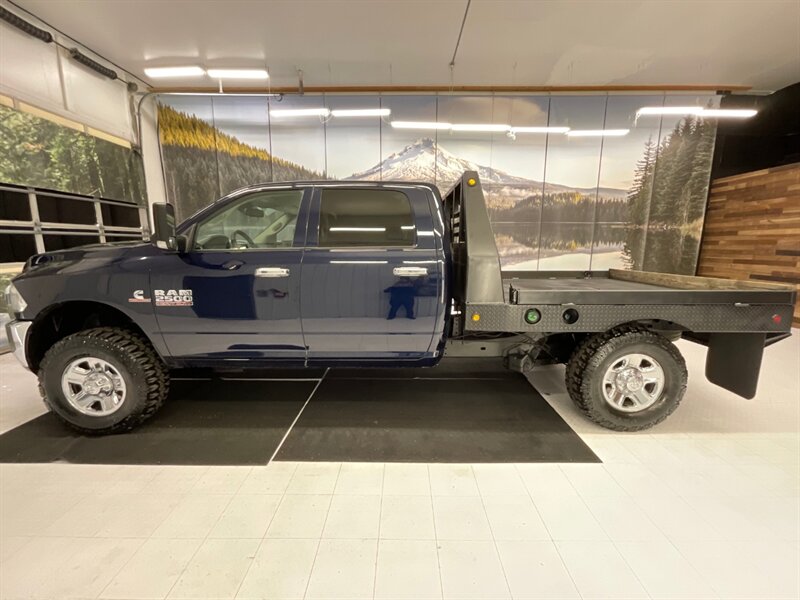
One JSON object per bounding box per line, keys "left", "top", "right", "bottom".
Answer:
{"left": 301, "top": 185, "right": 444, "bottom": 362}
{"left": 151, "top": 187, "right": 309, "bottom": 362}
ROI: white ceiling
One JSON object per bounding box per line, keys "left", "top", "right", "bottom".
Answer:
{"left": 9, "top": 0, "right": 800, "bottom": 91}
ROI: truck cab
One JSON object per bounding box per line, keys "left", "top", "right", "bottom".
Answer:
{"left": 153, "top": 181, "right": 449, "bottom": 366}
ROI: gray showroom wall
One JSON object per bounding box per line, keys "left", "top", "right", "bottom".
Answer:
{"left": 157, "top": 93, "right": 720, "bottom": 274}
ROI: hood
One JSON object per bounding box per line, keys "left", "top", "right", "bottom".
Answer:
{"left": 19, "top": 240, "right": 157, "bottom": 277}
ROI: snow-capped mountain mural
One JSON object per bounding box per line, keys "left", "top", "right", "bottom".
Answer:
{"left": 349, "top": 138, "right": 531, "bottom": 187}
{"left": 348, "top": 138, "right": 627, "bottom": 199}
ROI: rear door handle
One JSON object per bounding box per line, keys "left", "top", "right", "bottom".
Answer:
{"left": 393, "top": 266, "right": 428, "bottom": 277}
{"left": 255, "top": 267, "right": 290, "bottom": 278}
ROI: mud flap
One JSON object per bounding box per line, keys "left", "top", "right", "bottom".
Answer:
{"left": 705, "top": 332, "right": 766, "bottom": 399}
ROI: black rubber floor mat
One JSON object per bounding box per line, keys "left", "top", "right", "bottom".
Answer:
{"left": 275, "top": 377, "right": 599, "bottom": 463}
{"left": 0, "top": 380, "right": 315, "bottom": 465}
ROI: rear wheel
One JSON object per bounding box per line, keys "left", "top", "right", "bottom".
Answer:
{"left": 38, "top": 327, "right": 169, "bottom": 435}
{"left": 565, "top": 327, "right": 687, "bottom": 431}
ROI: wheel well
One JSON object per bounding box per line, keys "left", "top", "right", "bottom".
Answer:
{"left": 27, "top": 302, "right": 152, "bottom": 373}
{"left": 538, "top": 320, "right": 688, "bottom": 364}
{"left": 614, "top": 319, "right": 688, "bottom": 341}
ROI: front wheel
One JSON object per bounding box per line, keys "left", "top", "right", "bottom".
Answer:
{"left": 565, "top": 327, "right": 687, "bottom": 431}
{"left": 38, "top": 327, "right": 169, "bottom": 435}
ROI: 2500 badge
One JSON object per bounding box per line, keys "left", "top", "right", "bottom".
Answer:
{"left": 155, "top": 289, "right": 193, "bottom": 307}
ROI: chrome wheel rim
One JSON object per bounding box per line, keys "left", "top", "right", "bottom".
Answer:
{"left": 602, "top": 353, "right": 665, "bottom": 413}
{"left": 61, "top": 357, "right": 127, "bottom": 417}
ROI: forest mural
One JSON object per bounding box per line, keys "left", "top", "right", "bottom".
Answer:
{"left": 157, "top": 93, "right": 719, "bottom": 274}
{"left": 0, "top": 104, "right": 146, "bottom": 205}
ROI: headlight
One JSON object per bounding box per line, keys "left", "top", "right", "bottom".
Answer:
{"left": 6, "top": 282, "right": 27, "bottom": 313}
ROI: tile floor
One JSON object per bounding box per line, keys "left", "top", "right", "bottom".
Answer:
{"left": 0, "top": 335, "right": 798, "bottom": 599}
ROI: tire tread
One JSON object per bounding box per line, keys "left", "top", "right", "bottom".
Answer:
{"left": 38, "top": 327, "right": 168, "bottom": 435}
{"left": 565, "top": 325, "right": 687, "bottom": 431}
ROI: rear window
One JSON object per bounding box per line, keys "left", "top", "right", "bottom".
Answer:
{"left": 319, "top": 189, "right": 415, "bottom": 247}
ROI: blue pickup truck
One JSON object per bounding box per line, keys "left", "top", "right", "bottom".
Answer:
{"left": 5, "top": 172, "right": 796, "bottom": 435}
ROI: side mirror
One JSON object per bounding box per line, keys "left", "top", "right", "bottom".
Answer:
{"left": 152, "top": 203, "right": 177, "bottom": 251}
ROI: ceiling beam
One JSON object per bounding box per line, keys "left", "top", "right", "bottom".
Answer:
{"left": 149, "top": 84, "right": 751, "bottom": 94}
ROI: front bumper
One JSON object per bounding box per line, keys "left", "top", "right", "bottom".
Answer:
{"left": 5, "top": 320, "right": 31, "bottom": 370}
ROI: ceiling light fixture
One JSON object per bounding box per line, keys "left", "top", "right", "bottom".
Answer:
{"left": 144, "top": 66, "right": 205, "bottom": 78}
{"left": 331, "top": 108, "right": 391, "bottom": 117}
{"left": 270, "top": 108, "right": 331, "bottom": 117}
{"left": 636, "top": 106, "right": 704, "bottom": 116}
{"left": 207, "top": 68, "right": 269, "bottom": 79}
{"left": 451, "top": 123, "right": 511, "bottom": 132}
{"left": 390, "top": 121, "right": 452, "bottom": 130}
{"left": 329, "top": 227, "right": 386, "bottom": 232}
{"left": 567, "top": 129, "right": 630, "bottom": 137}
{"left": 510, "top": 126, "right": 571, "bottom": 134}
{"left": 699, "top": 108, "right": 757, "bottom": 118}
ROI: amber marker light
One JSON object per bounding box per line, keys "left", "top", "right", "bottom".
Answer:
{"left": 467, "top": 178, "right": 477, "bottom": 187}
{"left": 471, "top": 313, "right": 481, "bottom": 322}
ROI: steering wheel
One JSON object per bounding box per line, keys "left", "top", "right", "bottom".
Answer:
{"left": 230, "top": 229, "right": 255, "bottom": 248}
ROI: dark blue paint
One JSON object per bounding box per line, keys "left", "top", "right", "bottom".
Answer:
{"left": 13, "top": 182, "right": 451, "bottom": 369}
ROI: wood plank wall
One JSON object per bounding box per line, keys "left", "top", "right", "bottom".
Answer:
{"left": 697, "top": 162, "right": 800, "bottom": 326}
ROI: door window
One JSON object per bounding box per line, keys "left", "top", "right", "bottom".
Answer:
{"left": 193, "top": 190, "right": 304, "bottom": 250}
{"left": 319, "top": 189, "right": 415, "bottom": 247}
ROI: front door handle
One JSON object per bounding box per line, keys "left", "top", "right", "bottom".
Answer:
{"left": 222, "top": 260, "right": 244, "bottom": 270}
{"left": 393, "top": 266, "right": 428, "bottom": 277}
{"left": 255, "top": 267, "right": 290, "bottom": 278}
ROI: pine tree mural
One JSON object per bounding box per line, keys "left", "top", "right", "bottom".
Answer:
{"left": 624, "top": 116, "right": 717, "bottom": 274}
{"left": 0, "top": 105, "right": 144, "bottom": 204}
{"left": 157, "top": 104, "right": 324, "bottom": 219}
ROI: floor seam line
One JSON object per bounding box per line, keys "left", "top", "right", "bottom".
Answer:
{"left": 300, "top": 463, "right": 341, "bottom": 600}
{"left": 371, "top": 464, "right": 386, "bottom": 600}
{"left": 268, "top": 368, "right": 329, "bottom": 465}
{"left": 232, "top": 462, "right": 298, "bottom": 599}
{"left": 427, "top": 464, "right": 446, "bottom": 600}
{"left": 472, "top": 465, "right": 514, "bottom": 600}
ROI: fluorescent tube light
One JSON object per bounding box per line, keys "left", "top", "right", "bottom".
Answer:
{"left": 207, "top": 68, "right": 269, "bottom": 79}
{"left": 331, "top": 108, "right": 391, "bottom": 117}
{"left": 270, "top": 108, "right": 331, "bottom": 117}
{"left": 329, "top": 227, "right": 386, "bottom": 232}
{"left": 451, "top": 123, "right": 510, "bottom": 132}
{"left": 390, "top": 121, "right": 452, "bottom": 130}
{"left": 144, "top": 66, "right": 205, "bottom": 78}
{"left": 700, "top": 109, "right": 757, "bottom": 118}
{"left": 567, "top": 129, "right": 630, "bottom": 137}
{"left": 636, "top": 106, "right": 704, "bottom": 116}
{"left": 510, "top": 126, "right": 570, "bottom": 134}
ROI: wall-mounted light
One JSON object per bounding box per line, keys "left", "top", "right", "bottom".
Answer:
{"left": 636, "top": 106, "right": 704, "bottom": 116}
{"left": 510, "top": 126, "right": 571, "bottom": 134}
{"left": 0, "top": 6, "right": 53, "bottom": 43}
{"left": 391, "top": 121, "right": 452, "bottom": 130}
{"left": 207, "top": 68, "right": 269, "bottom": 79}
{"left": 699, "top": 109, "right": 757, "bottom": 118}
{"left": 68, "top": 48, "right": 118, "bottom": 80}
{"left": 330, "top": 108, "right": 391, "bottom": 117}
{"left": 270, "top": 108, "right": 331, "bottom": 118}
{"left": 144, "top": 66, "right": 205, "bottom": 78}
{"left": 567, "top": 129, "right": 630, "bottom": 137}
{"left": 451, "top": 124, "right": 510, "bottom": 132}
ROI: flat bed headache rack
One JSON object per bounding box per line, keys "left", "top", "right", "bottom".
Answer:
{"left": 442, "top": 171, "right": 796, "bottom": 397}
